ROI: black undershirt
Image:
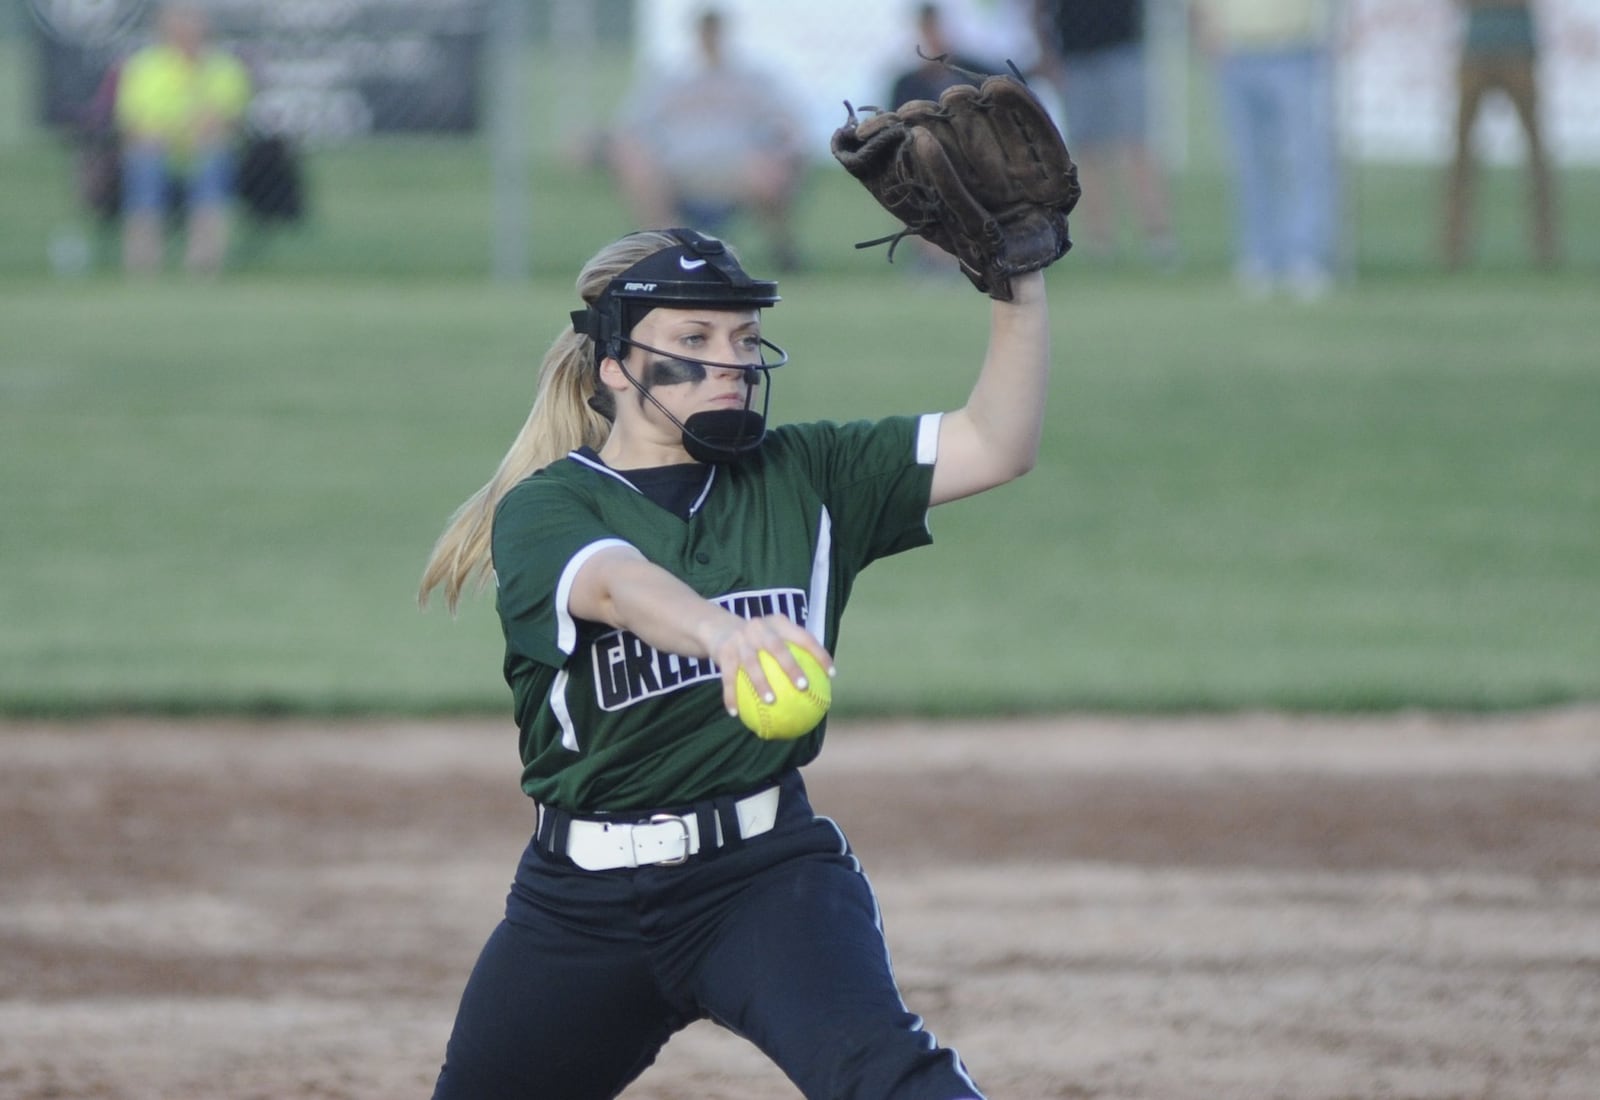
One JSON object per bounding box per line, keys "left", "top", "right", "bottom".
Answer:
{"left": 627, "top": 463, "right": 709, "bottom": 520}
{"left": 579, "top": 448, "right": 709, "bottom": 521}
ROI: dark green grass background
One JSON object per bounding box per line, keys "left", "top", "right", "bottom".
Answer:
{"left": 5, "top": 267, "right": 1597, "bottom": 717}
{"left": 2, "top": 38, "right": 1598, "bottom": 718}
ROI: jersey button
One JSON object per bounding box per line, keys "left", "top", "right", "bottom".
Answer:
{"left": 694, "top": 551, "right": 711, "bottom": 564}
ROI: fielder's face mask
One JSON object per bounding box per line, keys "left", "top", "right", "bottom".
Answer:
{"left": 571, "top": 228, "right": 788, "bottom": 463}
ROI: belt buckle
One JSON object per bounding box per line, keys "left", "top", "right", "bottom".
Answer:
{"left": 644, "top": 813, "right": 692, "bottom": 866}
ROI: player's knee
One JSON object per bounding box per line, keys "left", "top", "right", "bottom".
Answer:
{"left": 813, "top": 1013, "right": 981, "bottom": 1100}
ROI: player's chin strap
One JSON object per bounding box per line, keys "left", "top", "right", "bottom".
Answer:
{"left": 682, "top": 409, "right": 767, "bottom": 464}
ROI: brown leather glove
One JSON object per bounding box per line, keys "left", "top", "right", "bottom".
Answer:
{"left": 831, "top": 72, "right": 1081, "bottom": 300}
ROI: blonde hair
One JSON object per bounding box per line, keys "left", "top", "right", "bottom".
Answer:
{"left": 418, "top": 230, "right": 680, "bottom": 612}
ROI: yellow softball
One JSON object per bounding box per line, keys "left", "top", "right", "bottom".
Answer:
{"left": 735, "top": 643, "right": 832, "bottom": 741}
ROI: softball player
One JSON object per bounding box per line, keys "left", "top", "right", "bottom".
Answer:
{"left": 418, "top": 227, "right": 1050, "bottom": 1099}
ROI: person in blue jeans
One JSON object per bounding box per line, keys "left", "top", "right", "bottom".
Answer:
{"left": 1192, "top": 0, "right": 1341, "bottom": 300}
{"left": 1033, "top": 0, "right": 1179, "bottom": 267}
{"left": 114, "top": 4, "right": 251, "bottom": 274}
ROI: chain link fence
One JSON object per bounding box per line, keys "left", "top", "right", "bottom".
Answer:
{"left": 5, "top": 0, "right": 633, "bottom": 278}
{"left": 2, "top": 0, "right": 1596, "bottom": 279}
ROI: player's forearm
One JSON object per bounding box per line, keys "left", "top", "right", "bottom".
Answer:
{"left": 574, "top": 550, "right": 830, "bottom": 714}
{"left": 581, "top": 552, "right": 742, "bottom": 660}
{"left": 928, "top": 274, "right": 1050, "bottom": 505}
{"left": 958, "top": 272, "right": 1052, "bottom": 470}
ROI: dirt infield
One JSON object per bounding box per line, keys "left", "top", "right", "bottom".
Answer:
{"left": 3, "top": 710, "right": 1598, "bottom": 1100}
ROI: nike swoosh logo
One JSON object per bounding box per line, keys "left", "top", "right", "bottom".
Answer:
{"left": 679, "top": 257, "right": 708, "bottom": 270}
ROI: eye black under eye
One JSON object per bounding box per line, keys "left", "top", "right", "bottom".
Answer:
{"left": 645, "top": 358, "right": 707, "bottom": 386}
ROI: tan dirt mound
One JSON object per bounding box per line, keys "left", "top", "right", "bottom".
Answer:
{"left": 2, "top": 709, "right": 1597, "bottom": 1099}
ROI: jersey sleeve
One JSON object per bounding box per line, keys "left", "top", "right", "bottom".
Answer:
{"left": 491, "top": 474, "right": 631, "bottom": 670}
{"left": 769, "top": 415, "right": 940, "bottom": 571}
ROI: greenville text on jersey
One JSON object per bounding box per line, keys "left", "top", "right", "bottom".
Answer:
{"left": 593, "top": 587, "right": 809, "bottom": 711}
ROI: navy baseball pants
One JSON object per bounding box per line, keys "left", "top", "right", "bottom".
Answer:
{"left": 430, "top": 770, "right": 984, "bottom": 1099}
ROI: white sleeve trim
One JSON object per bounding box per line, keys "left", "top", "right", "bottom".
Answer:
{"left": 916, "top": 412, "right": 943, "bottom": 466}
{"left": 808, "top": 508, "right": 833, "bottom": 643}
{"left": 555, "top": 538, "right": 633, "bottom": 655}
{"left": 551, "top": 669, "right": 579, "bottom": 752}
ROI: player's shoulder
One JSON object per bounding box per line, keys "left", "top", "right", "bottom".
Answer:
{"left": 494, "top": 452, "right": 590, "bottom": 516}
{"left": 766, "top": 415, "right": 922, "bottom": 455}
{"left": 767, "top": 418, "right": 870, "bottom": 446}
{"left": 758, "top": 420, "right": 840, "bottom": 466}
{"left": 748, "top": 417, "right": 927, "bottom": 490}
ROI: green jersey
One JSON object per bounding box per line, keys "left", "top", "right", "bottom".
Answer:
{"left": 492, "top": 414, "right": 940, "bottom": 812}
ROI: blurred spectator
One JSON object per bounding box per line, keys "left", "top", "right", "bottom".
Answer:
{"left": 886, "top": 3, "right": 1007, "bottom": 280}
{"left": 964, "top": 0, "right": 1051, "bottom": 75}
{"left": 889, "top": 3, "right": 1003, "bottom": 107}
{"left": 114, "top": 3, "right": 252, "bottom": 275}
{"left": 1191, "top": 0, "right": 1340, "bottom": 301}
{"left": 605, "top": 8, "right": 807, "bottom": 271}
{"left": 1032, "top": 0, "right": 1178, "bottom": 267}
{"left": 1442, "top": 0, "right": 1558, "bottom": 270}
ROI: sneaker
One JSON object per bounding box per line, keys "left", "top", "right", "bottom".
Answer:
{"left": 1286, "top": 264, "right": 1333, "bottom": 303}
{"left": 1147, "top": 233, "right": 1182, "bottom": 273}
{"left": 1235, "top": 261, "right": 1275, "bottom": 300}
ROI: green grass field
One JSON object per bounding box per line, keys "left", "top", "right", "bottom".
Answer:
{"left": 3, "top": 261, "right": 1597, "bottom": 717}
{"left": 3, "top": 34, "right": 1598, "bottom": 717}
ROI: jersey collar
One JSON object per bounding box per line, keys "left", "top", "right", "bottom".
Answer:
{"left": 568, "top": 448, "right": 718, "bottom": 517}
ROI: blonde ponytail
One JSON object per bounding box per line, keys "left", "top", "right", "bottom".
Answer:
{"left": 418, "top": 230, "right": 680, "bottom": 612}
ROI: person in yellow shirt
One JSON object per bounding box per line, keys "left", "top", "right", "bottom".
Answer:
{"left": 114, "top": 4, "right": 251, "bottom": 274}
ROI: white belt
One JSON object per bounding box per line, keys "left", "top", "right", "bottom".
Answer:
{"left": 547, "top": 785, "right": 782, "bottom": 871}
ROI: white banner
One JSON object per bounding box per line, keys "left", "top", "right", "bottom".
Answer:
{"left": 632, "top": 0, "right": 1040, "bottom": 158}
{"left": 1341, "top": 0, "right": 1600, "bottom": 164}
{"left": 635, "top": 0, "right": 1600, "bottom": 166}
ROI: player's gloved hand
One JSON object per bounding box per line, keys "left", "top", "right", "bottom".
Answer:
{"left": 830, "top": 69, "right": 1081, "bottom": 301}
